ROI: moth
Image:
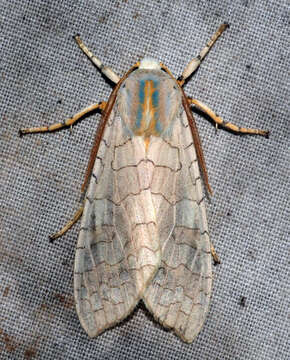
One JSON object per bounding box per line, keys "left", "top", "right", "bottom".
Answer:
{"left": 20, "top": 24, "right": 268, "bottom": 343}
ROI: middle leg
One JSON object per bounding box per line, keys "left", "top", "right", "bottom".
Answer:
{"left": 19, "top": 101, "right": 107, "bottom": 135}
{"left": 188, "top": 98, "right": 269, "bottom": 137}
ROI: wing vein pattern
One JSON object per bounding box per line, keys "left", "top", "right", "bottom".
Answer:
{"left": 143, "top": 110, "right": 212, "bottom": 343}
{"left": 74, "top": 109, "right": 161, "bottom": 337}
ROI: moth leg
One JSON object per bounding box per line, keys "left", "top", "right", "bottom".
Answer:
{"left": 74, "top": 35, "right": 120, "bottom": 84}
{"left": 178, "top": 23, "right": 229, "bottom": 85}
{"left": 188, "top": 98, "right": 269, "bottom": 137}
{"left": 210, "top": 242, "right": 220, "bottom": 265}
{"left": 49, "top": 206, "right": 84, "bottom": 242}
{"left": 19, "top": 102, "right": 106, "bottom": 135}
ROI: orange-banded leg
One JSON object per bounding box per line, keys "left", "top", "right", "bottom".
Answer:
{"left": 74, "top": 35, "right": 120, "bottom": 84}
{"left": 178, "top": 23, "right": 229, "bottom": 86}
{"left": 19, "top": 102, "right": 107, "bottom": 135}
{"left": 188, "top": 98, "right": 269, "bottom": 137}
{"left": 210, "top": 243, "right": 220, "bottom": 265}
{"left": 19, "top": 101, "right": 106, "bottom": 240}
{"left": 49, "top": 206, "right": 84, "bottom": 242}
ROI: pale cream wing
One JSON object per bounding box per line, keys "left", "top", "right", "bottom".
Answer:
{"left": 143, "top": 110, "right": 212, "bottom": 343}
{"left": 74, "top": 108, "right": 160, "bottom": 337}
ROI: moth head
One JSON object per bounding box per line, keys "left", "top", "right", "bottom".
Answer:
{"left": 139, "top": 57, "right": 161, "bottom": 70}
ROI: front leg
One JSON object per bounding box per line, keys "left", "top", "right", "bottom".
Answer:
{"left": 188, "top": 98, "right": 269, "bottom": 137}
{"left": 74, "top": 35, "right": 120, "bottom": 84}
{"left": 178, "top": 23, "right": 229, "bottom": 85}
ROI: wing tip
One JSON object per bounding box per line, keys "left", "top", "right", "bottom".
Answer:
{"left": 75, "top": 295, "right": 141, "bottom": 339}
{"left": 143, "top": 295, "right": 210, "bottom": 343}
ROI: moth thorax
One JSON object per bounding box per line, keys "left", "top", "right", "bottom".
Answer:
{"left": 139, "top": 58, "right": 161, "bottom": 70}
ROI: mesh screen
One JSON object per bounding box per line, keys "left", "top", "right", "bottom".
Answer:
{"left": 0, "top": 0, "right": 289, "bottom": 359}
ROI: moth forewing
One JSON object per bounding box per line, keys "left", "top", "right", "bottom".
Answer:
{"left": 142, "top": 108, "right": 212, "bottom": 343}
{"left": 74, "top": 97, "right": 161, "bottom": 337}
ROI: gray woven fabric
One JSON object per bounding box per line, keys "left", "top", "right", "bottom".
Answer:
{"left": 1, "top": 0, "right": 289, "bottom": 359}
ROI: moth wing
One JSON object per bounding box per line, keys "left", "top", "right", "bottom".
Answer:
{"left": 143, "top": 110, "right": 212, "bottom": 343}
{"left": 74, "top": 107, "right": 160, "bottom": 337}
